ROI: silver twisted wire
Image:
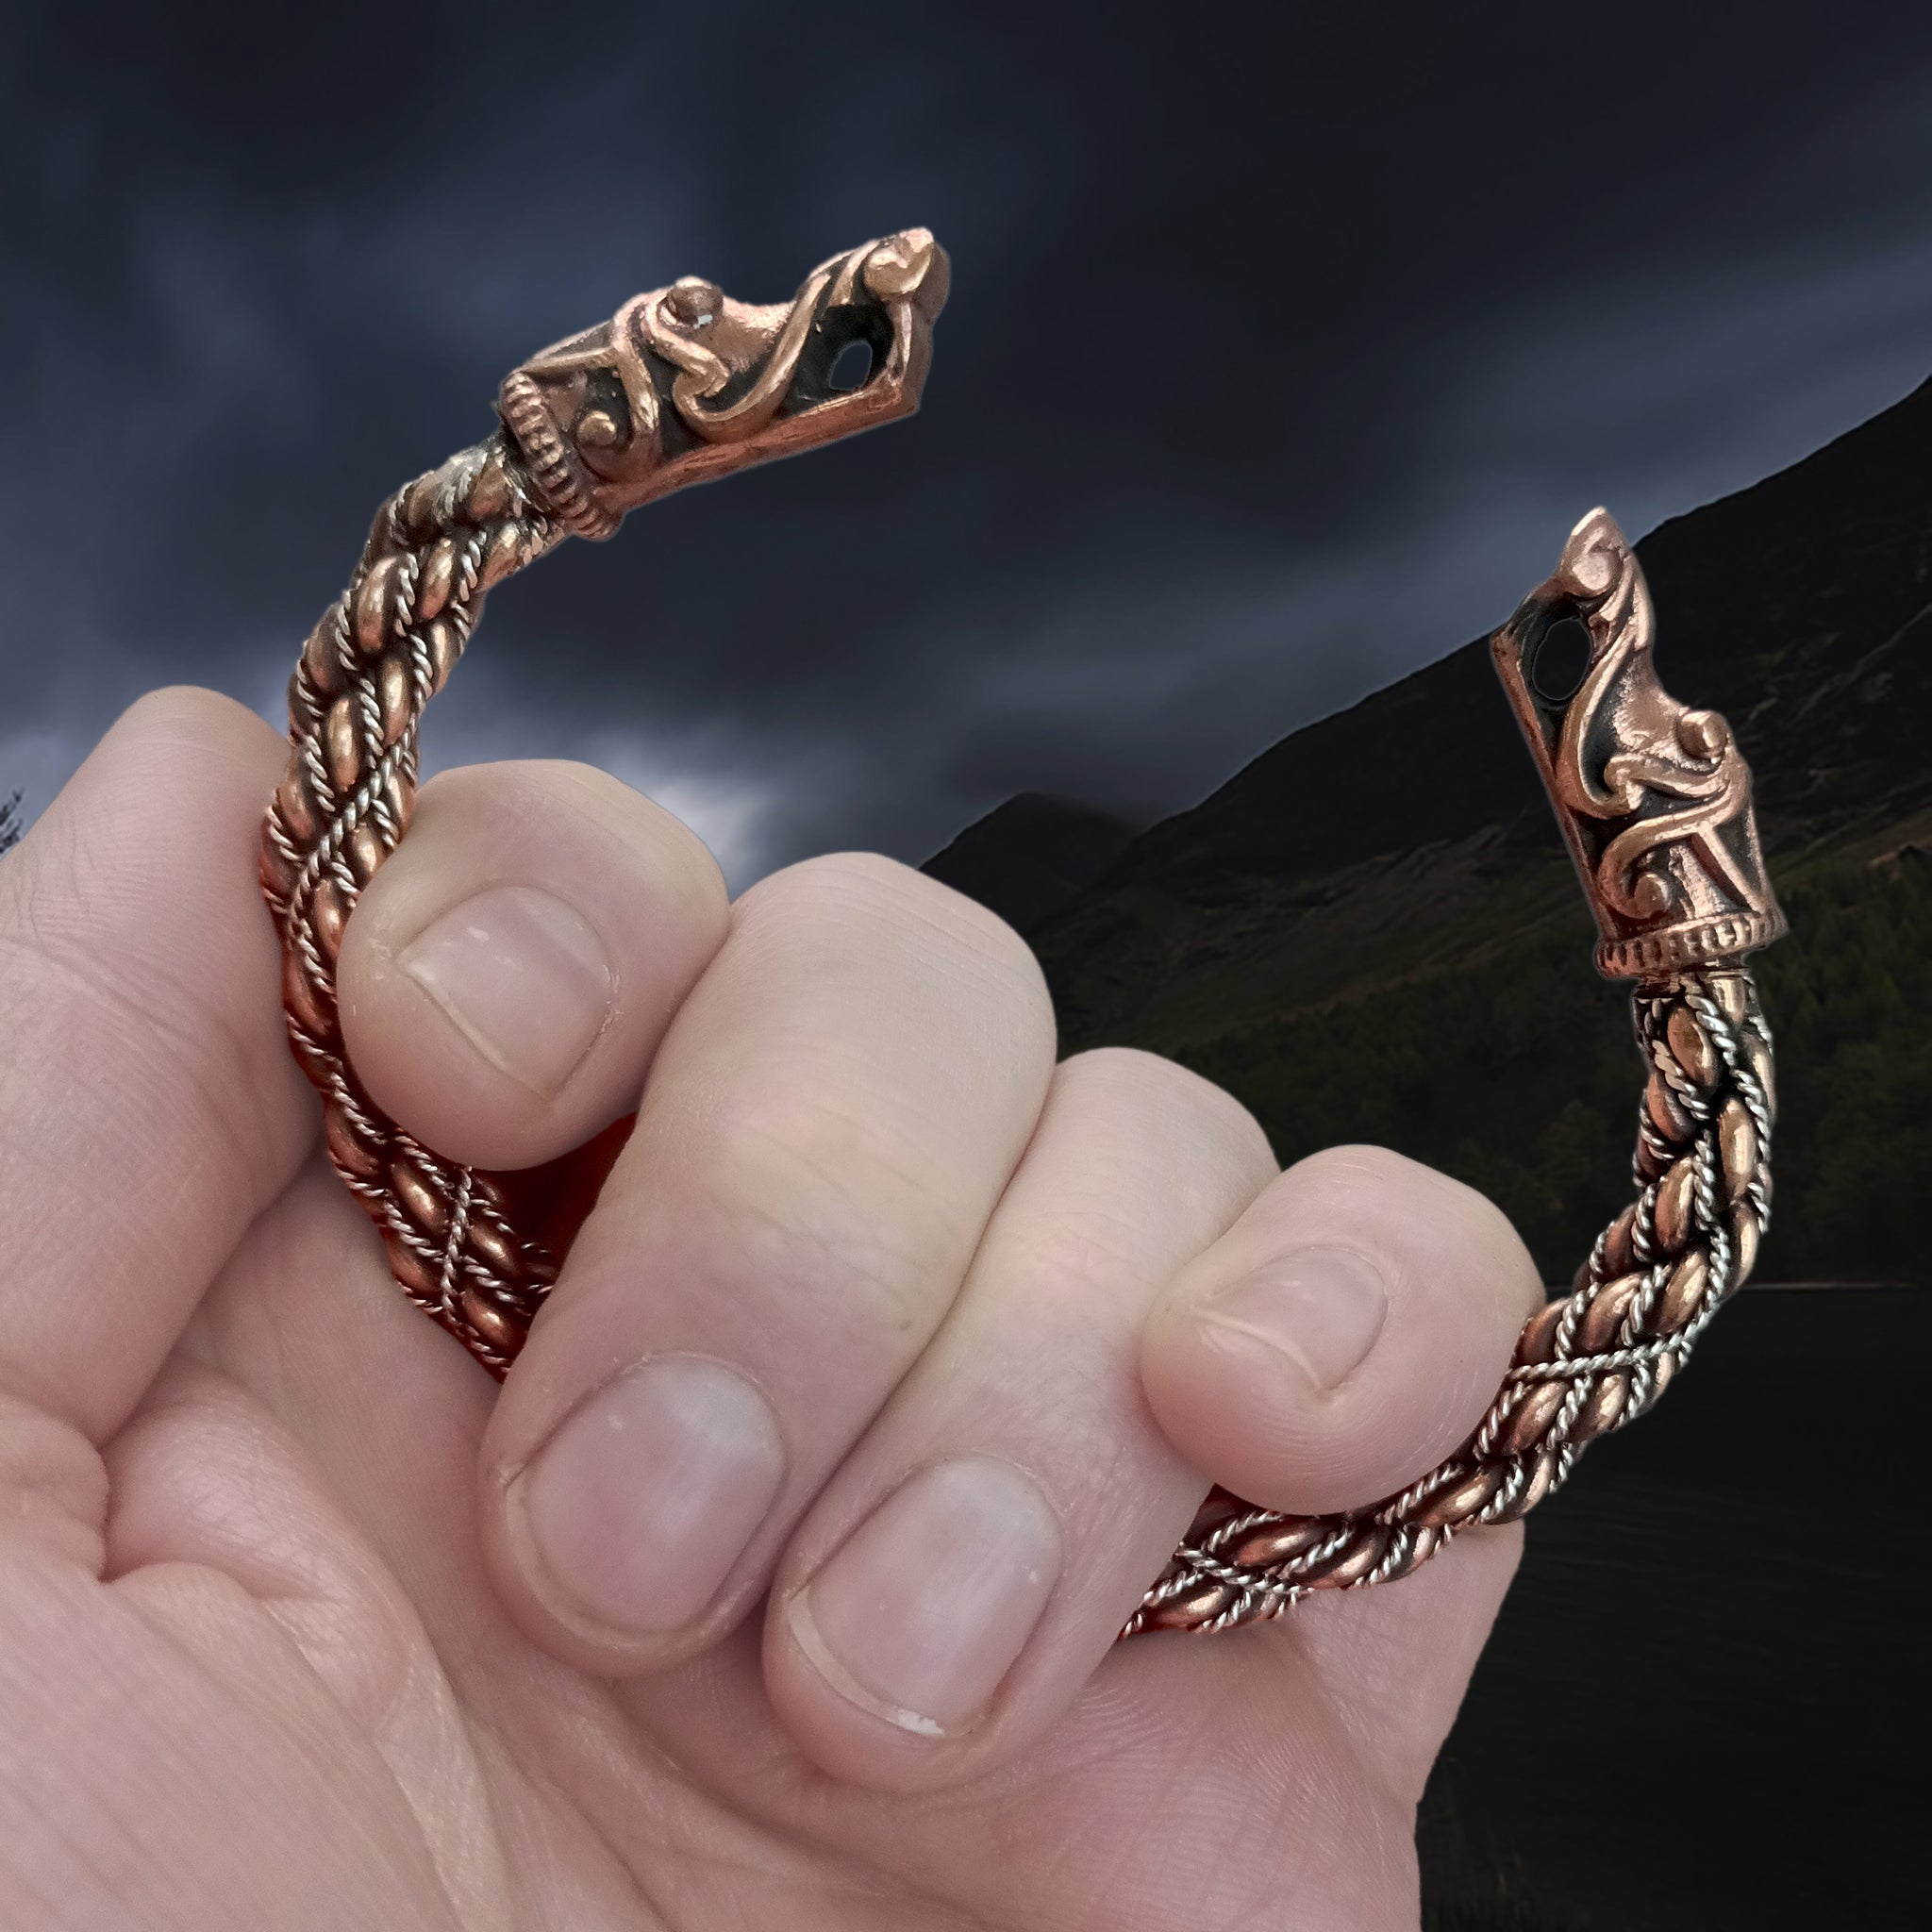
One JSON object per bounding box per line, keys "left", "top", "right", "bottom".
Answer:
{"left": 1123, "top": 970, "right": 1773, "bottom": 1635}
{"left": 263, "top": 417, "right": 1778, "bottom": 1641}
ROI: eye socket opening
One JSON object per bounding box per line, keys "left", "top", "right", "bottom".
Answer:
{"left": 827, "top": 339, "right": 874, "bottom": 391}
{"left": 1530, "top": 612, "right": 1592, "bottom": 704}
{"left": 792, "top": 301, "right": 895, "bottom": 410}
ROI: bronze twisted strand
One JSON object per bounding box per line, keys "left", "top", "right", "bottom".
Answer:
{"left": 260, "top": 430, "right": 563, "bottom": 1372}
{"left": 261, "top": 238, "right": 1785, "bottom": 1638}
{"left": 1125, "top": 968, "right": 1773, "bottom": 1631}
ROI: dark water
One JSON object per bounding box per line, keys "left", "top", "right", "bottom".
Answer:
{"left": 1417, "top": 1287, "right": 1926, "bottom": 1930}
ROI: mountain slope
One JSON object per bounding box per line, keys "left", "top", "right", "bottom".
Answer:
{"left": 919, "top": 791, "right": 1140, "bottom": 935}
{"left": 1028, "top": 375, "right": 1932, "bottom": 1054}
{"left": 944, "top": 377, "right": 1932, "bottom": 1284}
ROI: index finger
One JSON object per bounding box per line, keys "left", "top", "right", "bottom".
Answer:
{"left": 0, "top": 687, "right": 315, "bottom": 1440}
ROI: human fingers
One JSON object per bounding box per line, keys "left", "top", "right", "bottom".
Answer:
{"left": 98, "top": 1348, "right": 506, "bottom": 1931}
{"left": 1140, "top": 1144, "right": 1546, "bottom": 1516}
{"left": 1287, "top": 1517, "right": 1524, "bottom": 1805}
{"left": 477, "top": 854, "right": 1058, "bottom": 1676}
{"left": 334, "top": 758, "right": 730, "bottom": 1173}
{"left": 0, "top": 688, "right": 314, "bottom": 1441}
{"left": 758, "top": 1045, "right": 1274, "bottom": 1790}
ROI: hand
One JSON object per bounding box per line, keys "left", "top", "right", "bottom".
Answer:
{"left": 0, "top": 689, "right": 1542, "bottom": 1931}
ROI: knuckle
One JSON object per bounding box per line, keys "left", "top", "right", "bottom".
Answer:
{"left": 1279, "top": 1143, "right": 1540, "bottom": 1313}
{"left": 1011, "top": 1201, "right": 1156, "bottom": 1312}
{"left": 742, "top": 851, "right": 1054, "bottom": 1031}
{"left": 685, "top": 1081, "right": 968, "bottom": 1341}
{"left": 114, "top": 684, "right": 277, "bottom": 763}
{"left": 415, "top": 758, "right": 727, "bottom": 915}
{"left": 1286, "top": 1141, "right": 1424, "bottom": 1197}
{"left": 1057, "top": 1045, "right": 1274, "bottom": 1174}
{"left": 744, "top": 848, "right": 919, "bottom": 915}
{"left": 1282, "top": 1141, "right": 1469, "bottom": 1233}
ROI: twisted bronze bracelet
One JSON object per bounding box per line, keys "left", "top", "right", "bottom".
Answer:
{"left": 260, "top": 231, "right": 1784, "bottom": 1640}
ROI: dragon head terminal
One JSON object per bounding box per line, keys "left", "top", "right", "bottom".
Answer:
{"left": 497, "top": 228, "right": 948, "bottom": 538}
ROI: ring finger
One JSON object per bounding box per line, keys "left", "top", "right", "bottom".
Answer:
{"left": 760, "top": 1044, "right": 1275, "bottom": 1790}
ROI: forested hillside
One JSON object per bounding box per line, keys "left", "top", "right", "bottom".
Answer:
{"left": 929, "top": 378, "right": 1932, "bottom": 1286}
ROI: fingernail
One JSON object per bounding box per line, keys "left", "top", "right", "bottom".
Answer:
{"left": 1200, "top": 1245, "right": 1389, "bottom": 1390}
{"left": 788, "top": 1457, "right": 1060, "bottom": 1738}
{"left": 508, "top": 1357, "right": 786, "bottom": 1638}
{"left": 398, "top": 885, "right": 612, "bottom": 1097}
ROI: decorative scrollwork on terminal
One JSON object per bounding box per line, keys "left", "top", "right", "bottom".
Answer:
{"left": 265, "top": 261, "right": 1787, "bottom": 1639}
{"left": 1128, "top": 513, "right": 1786, "bottom": 1638}
{"left": 262, "top": 234, "right": 948, "bottom": 1370}
{"left": 1491, "top": 508, "right": 1786, "bottom": 978}
{"left": 496, "top": 229, "right": 946, "bottom": 538}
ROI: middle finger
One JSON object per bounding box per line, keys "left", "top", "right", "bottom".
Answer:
{"left": 478, "top": 852, "right": 1058, "bottom": 1674}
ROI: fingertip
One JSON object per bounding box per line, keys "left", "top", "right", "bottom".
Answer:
{"left": 108, "top": 683, "right": 286, "bottom": 762}
{"left": 756, "top": 1453, "right": 1071, "bottom": 1790}
{"left": 338, "top": 759, "right": 730, "bottom": 1171}
{"left": 1141, "top": 1146, "right": 1544, "bottom": 1517}
{"left": 477, "top": 1351, "right": 790, "bottom": 1681}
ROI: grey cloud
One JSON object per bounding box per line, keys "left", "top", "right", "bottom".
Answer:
{"left": 8, "top": 5, "right": 1932, "bottom": 886}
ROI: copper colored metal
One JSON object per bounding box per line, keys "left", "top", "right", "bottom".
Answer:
{"left": 261, "top": 232, "right": 948, "bottom": 1374}
{"left": 497, "top": 230, "right": 946, "bottom": 536}
{"left": 1491, "top": 509, "right": 1786, "bottom": 979}
{"left": 1124, "top": 513, "right": 1782, "bottom": 1637}
{"left": 265, "top": 256, "right": 1781, "bottom": 1639}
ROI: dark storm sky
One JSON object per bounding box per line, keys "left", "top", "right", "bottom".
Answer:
{"left": 8, "top": 5, "right": 1932, "bottom": 886}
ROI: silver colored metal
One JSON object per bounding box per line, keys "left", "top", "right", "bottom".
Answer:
{"left": 1126, "top": 515, "right": 1783, "bottom": 1636}
{"left": 261, "top": 234, "right": 948, "bottom": 1372}
{"left": 1492, "top": 509, "right": 1786, "bottom": 978}
{"left": 261, "top": 267, "right": 1782, "bottom": 1640}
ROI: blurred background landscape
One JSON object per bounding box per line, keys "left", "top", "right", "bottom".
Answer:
{"left": 8, "top": 4, "right": 1929, "bottom": 1924}
{"left": 924, "top": 381, "right": 1930, "bottom": 1928}
{"left": 928, "top": 378, "right": 1932, "bottom": 1297}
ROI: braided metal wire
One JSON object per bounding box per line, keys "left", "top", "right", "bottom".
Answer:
{"left": 1125, "top": 970, "right": 1774, "bottom": 1634}
{"left": 259, "top": 433, "right": 564, "bottom": 1374}
{"left": 263, "top": 425, "right": 1777, "bottom": 1639}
